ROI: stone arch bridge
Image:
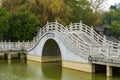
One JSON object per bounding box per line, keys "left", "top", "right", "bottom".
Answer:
{"left": 0, "top": 21, "right": 120, "bottom": 76}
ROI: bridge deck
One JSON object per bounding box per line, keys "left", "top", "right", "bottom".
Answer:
{"left": 90, "top": 57, "right": 120, "bottom": 67}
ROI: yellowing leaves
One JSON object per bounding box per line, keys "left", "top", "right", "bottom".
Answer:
{"left": 49, "top": 0, "right": 63, "bottom": 14}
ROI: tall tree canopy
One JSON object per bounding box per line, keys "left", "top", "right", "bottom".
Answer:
{"left": 26, "top": 0, "right": 72, "bottom": 25}
{"left": 7, "top": 6, "right": 39, "bottom": 41}
{"left": 0, "top": 0, "right": 105, "bottom": 41}
{"left": 0, "top": 8, "right": 9, "bottom": 40}
{"left": 102, "top": 5, "right": 120, "bottom": 39}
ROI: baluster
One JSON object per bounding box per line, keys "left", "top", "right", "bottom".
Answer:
{"left": 80, "top": 21, "right": 82, "bottom": 31}
{"left": 65, "top": 26, "right": 68, "bottom": 34}
{"left": 4, "top": 40, "right": 6, "bottom": 50}
{"left": 39, "top": 28, "right": 41, "bottom": 36}
{"left": 27, "top": 40, "right": 29, "bottom": 50}
{"left": 47, "top": 21, "right": 50, "bottom": 31}
{"left": 22, "top": 40, "right": 25, "bottom": 49}
{"left": 90, "top": 26, "right": 94, "bottom": 37}
{"left": 70, "top": 22, "right": 73, "bottom": 31}
{"left": 33, "top": 37, "right": 35, "bottom": 43}
{"left": 103, "top": 35, "right": 107, "bottom": 46}
{"left": 66, "top": 27, "right": 69, "bottom": 41}
{"left": 75, "top": 24, "right": 77, "bottom": 30}
{"left": 55, "top": 20, "right": 58, "bottom": 30}
{"left": 118, "top": 41, "right": 120, "bottom": 56}
{"left": 8, "top": 40, "right": 11, "bottom": 50}
{"left": 1, "top": 40, "right": 3, "bottom": 49}
{"left": 109, "top": 44, "right": 113, "bottom": 59}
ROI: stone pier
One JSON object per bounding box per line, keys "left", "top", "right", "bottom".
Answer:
{"left": 7, "top": 54, "right": 11, "bottom": 60}
{"left": 0, "top": 52, "right": 26, "bottom": 60}
{"left": 106, "top": 65, "right": 112, "bottom": 77}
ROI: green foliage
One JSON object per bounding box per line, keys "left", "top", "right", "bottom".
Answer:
{"left": 1, "top": 0, "right": 27, "bottom": 11}
{"left": 7, "top": 6, "right": 39, "bottom": 41}
{"left": 109, "top": 21, "right": 120, "bottom": 39}
{"left": 0, "top": 8, "right": 9, "bottom": 40}
{"left": 103, "top": 6, "right": 120, "bottom": 39}
{"left": 0, "top": 6, "right": 39, "bottom": 41}
{"left": 0, "top": 0, "right": 105, "bottom": 41}
{"left": 65, "top": 0, "right": 102, "bottom": 26}
{"left": 26, "top": 0, "right": 72, "bottom": 25}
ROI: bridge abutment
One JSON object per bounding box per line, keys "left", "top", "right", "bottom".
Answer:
{"left": 27, "top": 54, "right": 61, "bottom": 62}
{"left": 62, "top": 60, "right": 95, "bottom": 73}
{"left": 27, "top": 54, "right": 95, "bottom": 73}
{"left": 27, "top": 54, "right": 42, "bottom": 62}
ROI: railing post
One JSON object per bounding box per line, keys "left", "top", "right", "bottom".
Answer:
{"left": 109, "top": 44, "right": 113, "bottom": 59}
{"left": 55, "top": 20, "right": 58, "bottom": 30}
{"left": 103, "top": 35, "right": 107, "bottom": 45}
{"left": 27, "top": 40, "right": 29, "bottom": 50}
{"left": 65, "top": 26, "right": 69, "bottom": 41}
{"left": 17, "top": 40, "right": 20, "bottom": 48}
{"left": 33, "top": 37, "right": 36, "bottom": 44}
{"left": 70, "top": 22, "right": 73, "bottom": 31}
{"left": 8, "top": 40, "right": 11, "bottom": 50}
{"left": 46, "top": 21, "right": 49, "bottom": 31}
{"left": 39, "top": 28, "right": 41, "bottom": 36}
{"left": 0, "top": 40, "right": 3, "bottom": 49}
{"left": 4, "top": 40, "right": 6, "bottom": 50}
{"left": 103, "top": 35, "right": 109, "bottom": 59}
{"left": 80, "top": 21, "right": 82, "bottom": 31}
{"left": 22, "top": 40, "right": 24, "bottom": 50}
{"left": 90, "top": 26, "right": 94, "bottom": 37}
{"left": 118, "top": 41, "right": 120, "bottom": 55}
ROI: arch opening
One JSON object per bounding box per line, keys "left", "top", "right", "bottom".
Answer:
{"left": 42, "top": 39, "right": 62, "bottom": 62}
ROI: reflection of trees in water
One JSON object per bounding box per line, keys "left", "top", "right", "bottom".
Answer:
{"left": 42, "top": 62, "right": 62, "bottom": 80}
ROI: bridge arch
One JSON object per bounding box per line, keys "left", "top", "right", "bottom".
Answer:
{"left": 42, "top": 39, "right": 62, "bottom": 62}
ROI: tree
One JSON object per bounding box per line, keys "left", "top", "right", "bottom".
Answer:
{"left": 102, "top": 5, "right": 120, "bottom": 39}
{"left": 0, "top": 8, "right": 9, "bottom": 40}
{"left": 7, "top": 6, "right": 39, "bottom": 41}
{"left": 110, "top": 21, "right": 120, "bottom": 39}
{"left": 0, "top": 0, "right": 106, "bottom": 41}
{"left": 89, "top": 0, "right": 106, "bottom": 12}
{"left": 26, "top": 0, "right": 72, "bottom": 26}
{"left": 65, "top": 0, "right": 101, "bottom": 26}
{"left": 1, "top": 0, "right": 27, "bottom": 11}
{"left": 89, "top": 0, "right": 106, "bottom": 26}
{"left": 2, "top": 0, "right": 104, "bottom": 27}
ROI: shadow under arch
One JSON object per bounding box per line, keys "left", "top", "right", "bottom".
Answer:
{"left": 42, "top": 39, "right": 62, "bottom": 62}
{"left": 42, "top": 62, "right": 62, "bottom": 80}
{"left": 41, "top": 39, "right": 62, "bottom": 80}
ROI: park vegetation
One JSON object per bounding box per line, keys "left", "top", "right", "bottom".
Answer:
{"left": 0, "top": 0, "right": 119, "bottom": 41}
{"left": 102, "top": 4, "right": 120, "bottom": 39}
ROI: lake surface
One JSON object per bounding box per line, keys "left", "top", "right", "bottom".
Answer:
{"left": 0, "top": 59, "right": 120, "bottom": 80}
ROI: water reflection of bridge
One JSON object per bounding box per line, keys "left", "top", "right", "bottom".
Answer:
{"left": 0, "top": 21, "right": 120, "bottom": 76}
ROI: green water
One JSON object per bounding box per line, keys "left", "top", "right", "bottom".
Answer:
{"left": 0, "top": 60, "right": 120, "bottom": 80}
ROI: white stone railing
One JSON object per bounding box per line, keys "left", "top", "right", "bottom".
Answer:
{"left": 0, "top": 41, "right": 29, "bottom": 52}
{"left": 68, "top": 22, "right": 119, "bottom": 46}
{"left": 91, "top": 45, "right": 120, "bottom": 62}
{"left": 67, "top": 22, "right": 120, "bottom": 61}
